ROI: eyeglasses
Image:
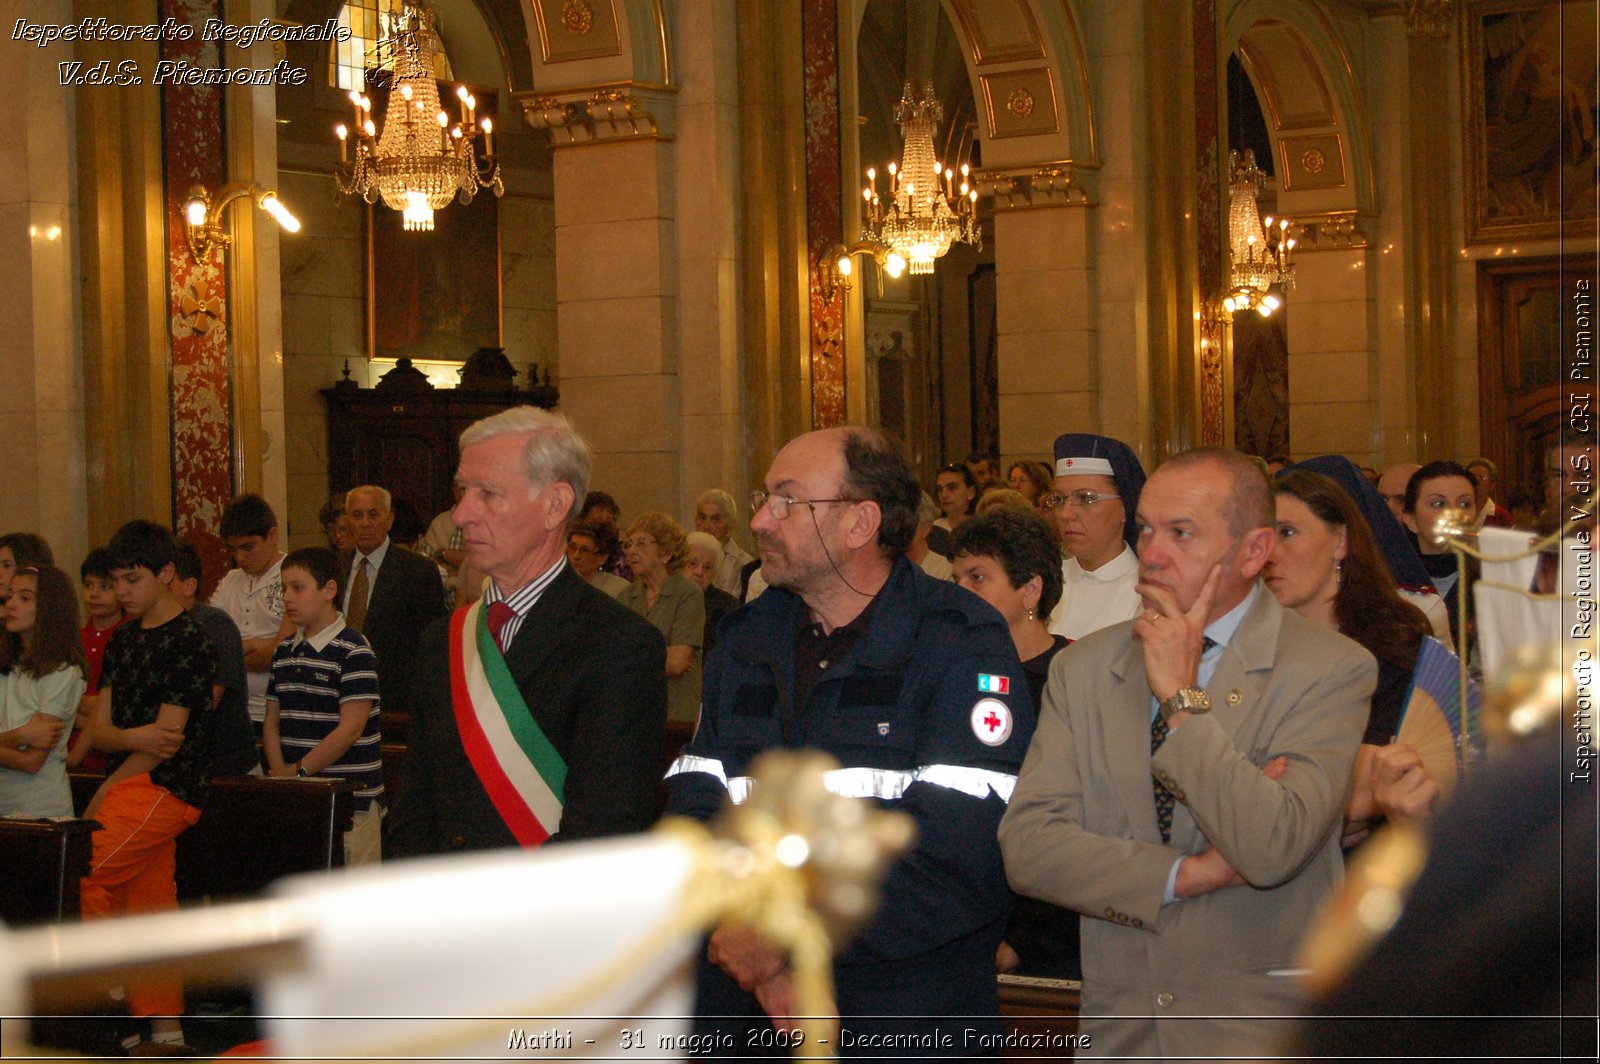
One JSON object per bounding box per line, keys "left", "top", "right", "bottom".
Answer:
{"left": 1040, "top": 490, "right": 1121, "bottom": 510}
{"left": 624, "top": 537, "right": 656, "bottom": 551}
{"left": 750, "top": 490, "right": 857, "bottom": 520}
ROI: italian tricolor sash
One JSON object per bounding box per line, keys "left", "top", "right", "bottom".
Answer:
{"left": 448, "top": 600, "right": 567, "bottom": 846}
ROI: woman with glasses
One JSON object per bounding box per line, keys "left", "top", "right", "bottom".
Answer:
{"left": 618, "top": 513, "right": 705, "bottom": 725}
{"left": 1043, "top": 433, "right": 1147, "bottom": 641}
{"left": 566, "top": 521, "right": 629, "bottom": 598}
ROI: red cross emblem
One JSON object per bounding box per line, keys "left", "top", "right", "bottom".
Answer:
{"left": 970, "top": 698, "right": 1013, "bottom": 746}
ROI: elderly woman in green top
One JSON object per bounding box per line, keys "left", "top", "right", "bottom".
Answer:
{"left": 619, "top": 512, "right": 705, "bottom": 725}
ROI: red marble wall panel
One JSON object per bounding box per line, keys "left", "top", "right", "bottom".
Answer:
{"left": 162, "top": 0, "right": 234, "bottom": 586}
{"left": 1194, "top": 0, "right": 1225, "bottom": 446}
{"left": 803, "top": 0, "right": 846, "bottom": 428}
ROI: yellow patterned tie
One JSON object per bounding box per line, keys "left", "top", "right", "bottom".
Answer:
{"left": 347, "top": 557, "right": 369, "bottom": 633}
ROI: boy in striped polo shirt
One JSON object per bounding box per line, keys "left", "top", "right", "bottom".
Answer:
{"left": 263, "top": 547, "right": 384, "bottom": 865}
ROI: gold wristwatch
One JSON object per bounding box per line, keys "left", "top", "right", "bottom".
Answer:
{"left": 1159, "top": 685, "right": 1212, "bottom": 723}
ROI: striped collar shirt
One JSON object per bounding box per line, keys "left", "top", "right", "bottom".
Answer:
{"left": 481, "top": 556, "right": 568, "bottom": 649}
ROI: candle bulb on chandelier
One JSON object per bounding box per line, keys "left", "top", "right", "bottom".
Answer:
{"left": 437, "top": 110, "right": 449, "bottom": 152}
{"left": 335, "top": 123, "right": 348, "bottom": 163}
{"left": 481, "top": 116, "right": 493, "bottom": 156}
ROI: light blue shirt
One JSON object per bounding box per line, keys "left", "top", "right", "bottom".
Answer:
{"left": 1159, "top": 581, "right": 1263, "bottom": 903}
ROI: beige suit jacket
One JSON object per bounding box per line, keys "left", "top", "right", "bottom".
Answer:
{"left": 999, "top": 587, "right": 1375, "bottom": 1061}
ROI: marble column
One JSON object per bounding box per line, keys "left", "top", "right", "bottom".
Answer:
{"left": 547, "top": 128, "right": 682, "bottom": 516}
{"left": 669, "top": 0, "right": 751, "bottom": 526}
{"left": 992, "top": 200, "right": 1098, "bottom": 460}
{"left": 0, "top": 0, "right": 89, "bottom": 568}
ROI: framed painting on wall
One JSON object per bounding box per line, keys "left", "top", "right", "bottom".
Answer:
{"left": 1465, "top": 0, "right": 1598, "bottom": 243}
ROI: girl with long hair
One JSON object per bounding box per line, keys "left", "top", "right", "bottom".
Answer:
{"left": 0, "top": 565, "right": 87, "bottom": 816}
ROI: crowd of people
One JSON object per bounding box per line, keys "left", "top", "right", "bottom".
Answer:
{"left": 0, "top": 413, "right": 1591, "bottom": 1056}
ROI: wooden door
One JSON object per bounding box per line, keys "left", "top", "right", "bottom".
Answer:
{"left": 1477, "top": 257, "right": 1593, "bottom": 500}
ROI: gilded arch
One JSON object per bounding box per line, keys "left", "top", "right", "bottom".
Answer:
{"left": 937, "top": 0, "right": 1099, "bottom": 178}
{"left": 1221, "top": 0, "right": 1374, "bottom": 220}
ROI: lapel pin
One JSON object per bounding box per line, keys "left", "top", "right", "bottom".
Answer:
{"left": 1227, "top": 689, "right": 1242, "bottom": 706}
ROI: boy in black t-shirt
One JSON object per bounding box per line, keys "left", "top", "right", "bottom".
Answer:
{"left": 81, "top": 521, "right": 217, "bottom": 1053}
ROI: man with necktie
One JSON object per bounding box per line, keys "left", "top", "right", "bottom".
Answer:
{"left": 1000, "top": 447, "right": 1375, "bottom": 1059}
{"left": 386, "top": 407, "right": 666, "bottom": 857}
{"left": 339, "top": 484, "right": 447, "bottom": 735}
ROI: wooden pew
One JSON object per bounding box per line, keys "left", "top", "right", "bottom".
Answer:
{"left": 176, "top": 775, "right": 357, "bottom": 900}
{"left": 998, "top": 974, "right": 1084, "bottom": 1061}
{"left": 69, "top": 773, "right": 357, "bottom": 903}
{"left": 0, "top": 817, "right": 100, "bottom": 927}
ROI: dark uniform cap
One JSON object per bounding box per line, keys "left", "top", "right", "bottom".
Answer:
{"left": 1051, "top": 433, "right": 1147, "bottom": 549}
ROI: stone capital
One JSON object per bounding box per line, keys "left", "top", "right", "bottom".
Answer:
{"left": 1290, "top": 211, "right": 1371, "bottom": 251}
{"left": 517, "top": 82, "right": 677, "bottom": 146}
{"left": 971, "top": 161, "right": 1095, "bottom": 210}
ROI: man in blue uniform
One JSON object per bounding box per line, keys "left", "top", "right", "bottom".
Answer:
{"left": 664, "top": 426, "right": 1034, "bottom": 1053}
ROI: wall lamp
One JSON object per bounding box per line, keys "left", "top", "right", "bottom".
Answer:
{"left": 183, "top": 182, "right": 301, "bottom": 261}
{"left": 819, "top": 240, "right": 908, "bottom": 302}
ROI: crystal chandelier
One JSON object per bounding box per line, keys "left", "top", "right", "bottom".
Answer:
{"left": 861, "top": 80, "right": 980, "bottom": 276}
{"left": 1221, "top": 149, "right": 1294, "bottom": 316}
{"left": 332, "top": 5, "right": 502, "bottom": 231}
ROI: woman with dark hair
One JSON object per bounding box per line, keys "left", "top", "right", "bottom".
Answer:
{"left": 579, "top": 490, "right": 631, "bottom": 581}
{"left": 1266, "top": 469, "right": 1437, "bottom": 848}
{"left": 931, "top": 462, "right": 979, "bottom": 545}
{"left": 0, "top": 565, "right": 87, "bottom": 816}
{"left": 1292, "top": 454, "right": 1453, "bottom": 646}
{"left": 950, "top": 508, "right": 1078, "bottom": 979}
{"left": 951, "top": 508, "right": 1066, "bottom": 697}
{"left": 1403, "top": 460, "right": 1479, "bottom": 653}
{"left": 1006, "top": 460, "right": 1053, "bottom": 504}
{"left": 0, "top": 532, "right": 54, "bottom": 605}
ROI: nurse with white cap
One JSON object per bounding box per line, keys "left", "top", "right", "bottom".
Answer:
{"left": 1045, "top": 432, "right": 1147, "bottom": 641}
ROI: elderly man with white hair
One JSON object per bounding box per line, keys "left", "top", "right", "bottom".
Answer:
{"left": 387, "top": 407, "right": 668, "bottom": 857}
{"left": 693, "top": 488, "right": 754, "bottom": 598}
{"left": 339, "top": 483, "right": 447, "bottom": 725}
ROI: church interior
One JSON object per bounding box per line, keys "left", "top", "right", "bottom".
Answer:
{"left": 2, "top": 0, "right": 1593, "bottom": 581}
{"left": 0, "top": 1, "right": 1595, "bottom": 1056}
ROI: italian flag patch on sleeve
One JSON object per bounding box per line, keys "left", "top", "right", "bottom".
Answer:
{"left": 977, "top": 673, "right": 1010, "bottom": 694}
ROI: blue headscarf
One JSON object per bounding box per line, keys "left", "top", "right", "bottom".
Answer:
{"left": 1052, "top": 433, "right": 1147, "bottom": 550}
{"left": 1289, "top": 455, "right": 1434, "bottom": 591}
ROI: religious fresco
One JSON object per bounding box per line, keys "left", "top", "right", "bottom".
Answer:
{"left": 1467, "top": 0, "right": 1598, "bottom": 242}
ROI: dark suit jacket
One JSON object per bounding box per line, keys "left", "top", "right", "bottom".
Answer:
{"left": 385, "top": 562, "right": 668, "bottom": 857}
{"left": 342, "top": 542, "right": 446, "bottom": 721}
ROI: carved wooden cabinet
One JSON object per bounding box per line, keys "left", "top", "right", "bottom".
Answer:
{"left": 321, "top": 356, "right": 557, "bottom": 520}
